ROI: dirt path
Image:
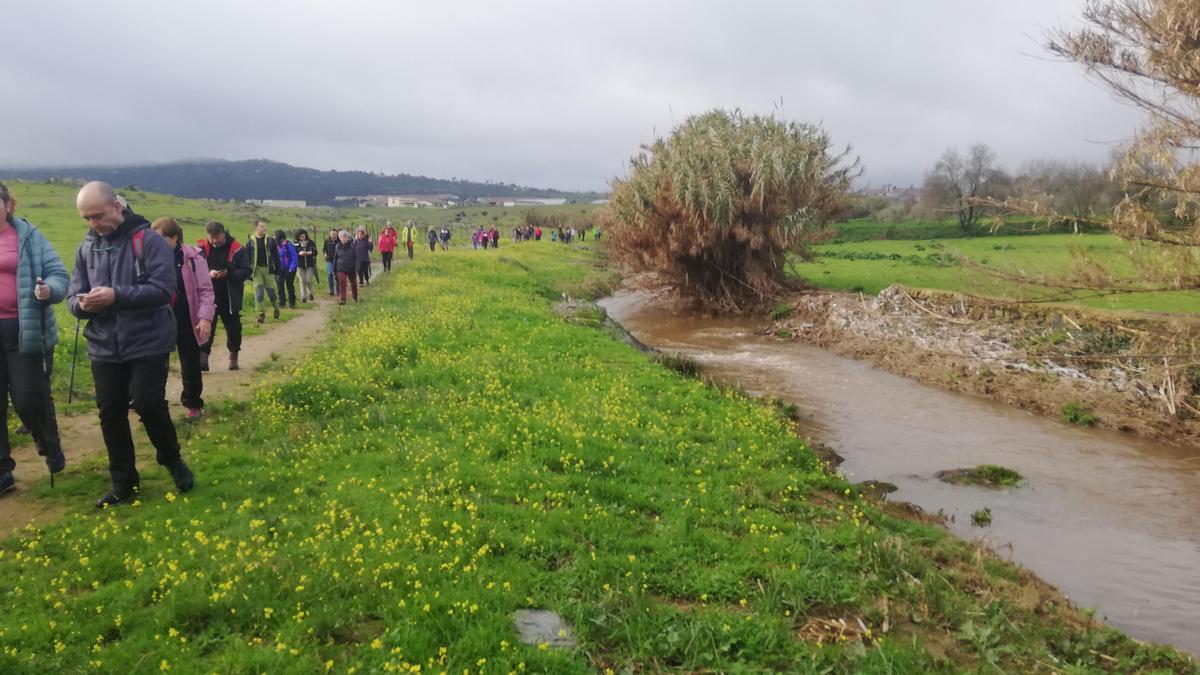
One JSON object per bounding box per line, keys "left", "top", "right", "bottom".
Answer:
{"left": 1, "top": 294, "right": 337, "bottom": 533}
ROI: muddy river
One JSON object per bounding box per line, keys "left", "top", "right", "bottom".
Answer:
{"left": 601, "top": 290, "right": 1200, "bottom": 655}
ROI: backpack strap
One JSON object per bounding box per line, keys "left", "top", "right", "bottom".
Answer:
{"left": 131, "top": 229, "right": 147, "bottom": 279}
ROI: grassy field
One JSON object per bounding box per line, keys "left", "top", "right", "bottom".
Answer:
{"left": 0, "top": 242, "right": 1193, "bottom": 673}
{"left": 798, "top": 231, "right": 1200, "bottom": 314}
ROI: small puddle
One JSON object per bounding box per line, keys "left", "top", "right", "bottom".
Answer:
{"left": 601, "top": 289, "right": 1200, "bottom": 655}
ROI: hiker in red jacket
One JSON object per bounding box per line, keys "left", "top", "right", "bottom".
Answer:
{"left": 377, "top": 222, "right": 398, "bottom": 272}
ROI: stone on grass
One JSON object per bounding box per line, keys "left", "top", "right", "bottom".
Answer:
{"left": 513, "top": 609, "right": 577, "bottom": 649}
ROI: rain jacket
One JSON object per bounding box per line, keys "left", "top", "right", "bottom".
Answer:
{"left": 177, "top": 244, "right": 216, "bottom": 345}
{"left": 277, "top": 238, "right": 299, "bottom": 273}
{"left": 68, "top": 211, "right": 177, "bottom": 362}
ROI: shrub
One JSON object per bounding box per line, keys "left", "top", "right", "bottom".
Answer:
{"left": 1061, "top": 402, "right": 1098, "bottom": 426}
{"left": 769, "top": 302, "right": 793, "bottom": 320}
{"left": 604, "top": 109, "right": 858, "bottom": 310}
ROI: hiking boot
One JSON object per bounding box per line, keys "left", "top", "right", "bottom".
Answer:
{"left": 167, "top": 460, "right": 195, "bottom": 493}
{"left": 199, "top": 351, "right": 210, "bottom": 372}
{"left": 0, "top": 472, "right": 14, "bottom": 496}
{"left": 186, "top": 407, "right": 202, "bottom": 420}
{"left": 44, "top": 447, "right": 65, "bottom": 475}
{"left": 96, "top": 483, "right": 139, "bottom": 508}
{"left": 229, "top": 351, "right": 239, "bottom": 371}
{"left": 15, "top": 424, "right": 28, "bottom": 434}
{"left": 289, "top": 303, "right": 296, "bottom": 309}
{"left": 273, "top": 307, "right": 280, "bottom": 319}
{"left": 257, "top": 313, "right": 265, "bottom": 324}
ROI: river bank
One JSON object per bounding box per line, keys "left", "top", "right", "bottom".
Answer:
{"left": 770, "top": 284, "right": 1200, "bottom": 448}
{"left": 601, "top": 286, "right": 1200, "bottom": 658}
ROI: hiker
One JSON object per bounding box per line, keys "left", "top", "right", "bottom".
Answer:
{"left": 151, "top": 218, "right": 214, "bottom": 420}
{"left": 377, "top": 222, "right": 397, "bottom": 272}
{"left": 323, "top": 228, "right": 339, "bottom": 296}
{"left": 274, "top": 229, "right": 298, "bottom": 309}
{"left": 489, "top": 226, "right": 500, "bottom": 249}
{"left": 470, "top": 229, "right": 479, "bottom": 250}
{"left": 402, "top": 221, "right": 418, "bottom": 260}
{"left": 535, "top": 226, "right": 542, "bottom": 241}
{"left": 197, "top": 221, "right": 250, "bottom": 371}
{"left": 594, "top": 227, "right": 602, "bottom": 241}
{"left": 353, "top": 226, "right": 373, "bottom": 285}
{"left": 334, "top": 230, "right": 358, "bottom": 304}
{"left": 0, "top": 182, "right": 68, "bottom": 496}
{"left": 294, "top": 229, "right": 318, "bottom": 302}
{"left": 440, "top": 226, "right": 451, "bottom": 250}
{"left": 245, "top": 219, "right": 280, "bottom": 323}
{"left": 69, "top": 182, "right": 194, "bottom": 507}
{"left": 427, "top": 227, "right": 438, "bottom": 252}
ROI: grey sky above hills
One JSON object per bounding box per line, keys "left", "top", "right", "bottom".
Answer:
{"left": 4, "top": 0, "right": 1141, "bottom": 192}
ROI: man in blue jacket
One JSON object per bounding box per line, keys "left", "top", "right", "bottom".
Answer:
{"left": 69, "top": 182, "right": 194, "bottom": 507}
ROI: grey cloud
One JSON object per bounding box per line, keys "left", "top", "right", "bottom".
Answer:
{"left": 1, "top": 0, "right": 1145, "bottom": 191}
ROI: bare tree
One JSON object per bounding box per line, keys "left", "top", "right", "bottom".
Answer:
{"left": 1048, "top": 0, "right": 1200, "bottom": 248}
{"left": 922, "top": 143, "right": 1002, "bottom": 233}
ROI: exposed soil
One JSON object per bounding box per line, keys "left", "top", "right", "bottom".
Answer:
{"left": 772, "top": 284, "right": 1200, "bottom": 447}
{"left": 1, "top": 294, "right": 338, "bottom": 533}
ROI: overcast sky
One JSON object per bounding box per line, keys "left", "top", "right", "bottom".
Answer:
{"left": 3, "top": 0, "right": 1144, "bottom": 192}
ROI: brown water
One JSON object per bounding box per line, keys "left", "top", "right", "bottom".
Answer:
{"left": 601, "top": 290, "right": 1200, "bottom": 656}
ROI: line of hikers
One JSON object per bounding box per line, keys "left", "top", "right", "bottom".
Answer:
{"left": 0, "top": 181, "right": 401, "bottom": 508}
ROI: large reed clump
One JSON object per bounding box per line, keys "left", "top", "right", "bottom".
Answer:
{"left": 604, "top": 109, "right": 858, "bottom": 311}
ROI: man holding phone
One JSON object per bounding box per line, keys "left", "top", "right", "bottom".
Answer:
{"left": 68, "top": 181, "right": 194, "bottom": 507}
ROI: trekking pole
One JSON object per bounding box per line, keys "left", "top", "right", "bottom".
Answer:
{"left": 67, "top": 313, "right": 81, "bottom": 404}
{"left": 36, "top": 278, "right": 55, "bottom": 488}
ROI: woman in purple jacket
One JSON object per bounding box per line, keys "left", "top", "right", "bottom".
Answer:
{"left": 151, "top": 218, "right": 216, "bottom": 420}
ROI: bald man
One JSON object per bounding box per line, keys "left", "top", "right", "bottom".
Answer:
{"left": 68, "top": 182, "right": 195, "bottom": 507}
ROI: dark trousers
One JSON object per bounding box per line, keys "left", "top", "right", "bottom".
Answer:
{"left": 406, "top": 242, "right": 414, "bottom": 259}
{"left": 326, "top": 261, "right": 336, "bottom": 294}
{"left": 381, "top": 251, "right": 393, "bottom": 271}
{"left": 429, "top": 240, "right": 436, "bottom": 252}
{"left": 357, "top": 262, "right": 371, "bottom": 285}
{"left": 204, "top": 282, "right": 242, "bottom": 354}
{"left": 337, "top": 272, "right": 358, "bottom": 302}
{"left": 276, "top": 270, "right": 296, "bottom": 307}
{"left": 0, "top": 318, "right": 62, "bottom": 474}
{"left": 175, "top": 300, "right": 204, "bottom": 410}
{"left": 92, "top": 355, "right": 181, "bottom": 491}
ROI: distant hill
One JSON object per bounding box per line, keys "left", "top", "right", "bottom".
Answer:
{"left": 0, "top": 159, "right": 605, "bottom": 206}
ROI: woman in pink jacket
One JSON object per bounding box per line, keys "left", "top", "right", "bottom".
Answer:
{"left": 152, "top": 218, "right": 216, "bottom": 420}
{"left": 377, "top": 222, "right": 398, "bottom": 272}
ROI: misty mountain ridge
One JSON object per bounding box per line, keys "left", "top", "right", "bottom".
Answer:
{"left": 0, "top": 159, "right": 605, "bottom": 205}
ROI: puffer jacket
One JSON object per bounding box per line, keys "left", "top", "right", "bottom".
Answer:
{"left": 68, "top": 212, "right": 177, "bottom": 362}
{"left": 8, "top": 217, "right": 69, "bottom": 355}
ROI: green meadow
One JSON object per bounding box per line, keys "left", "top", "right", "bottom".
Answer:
{"left": 0, "top": 235, "right": 1193, "bottom": 672}
{"left": 799, "top": 226, "right": 1200, "bottom": 314}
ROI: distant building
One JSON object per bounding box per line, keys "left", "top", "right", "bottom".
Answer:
{"left": 475, "top": 197, "right": 567, "bottom": 207}
{"left": 333, "top": 194, "right": 459, "bottom": 208}
{"left": 245, "top": 199, "right": 307, "bottom": 208}
{"left": 385, "top": 194, "right": 460, "bottom": 208}
{"left": 858, "top": 184, "right": 922, "bottom": 202}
